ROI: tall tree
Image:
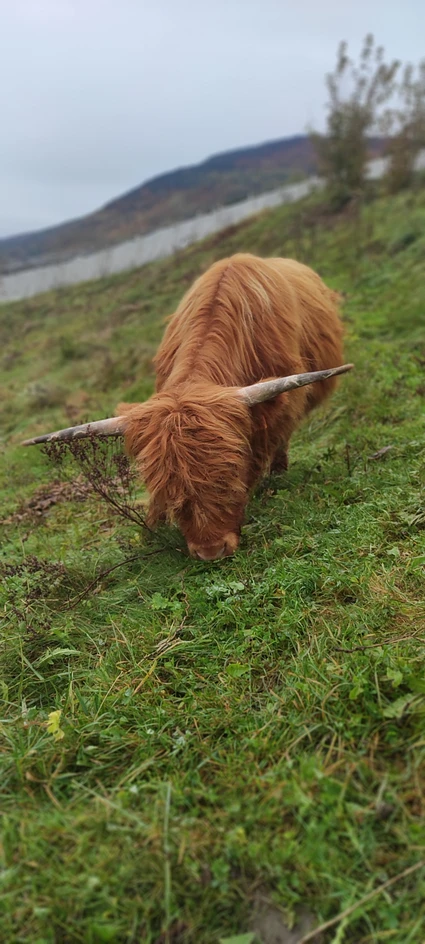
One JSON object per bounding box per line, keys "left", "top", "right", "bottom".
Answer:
{"left": 312, "top": 35, "right": 399, "bottom": 208}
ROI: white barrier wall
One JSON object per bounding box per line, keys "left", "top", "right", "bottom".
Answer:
{"left": 0, "top": 178, "right": 322, "bottom": 303}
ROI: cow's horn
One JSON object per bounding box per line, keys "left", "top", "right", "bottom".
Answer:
{"left": 238, "top": 364, "right": 354, "bottom": 406}
{"left": 22, "top": 416, "right": 127, "bottom": 446}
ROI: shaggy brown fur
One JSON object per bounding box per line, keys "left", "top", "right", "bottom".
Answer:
{"left": 118, "top": 253, "right": 344, "bottom": 558}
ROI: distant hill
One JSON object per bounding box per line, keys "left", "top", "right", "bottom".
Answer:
{"left": 0, "top": 134, "right": 385, "bottom": 274}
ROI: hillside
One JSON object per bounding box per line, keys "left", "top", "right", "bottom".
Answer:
{"left": 0, "top": 134, "right": 385, "bottom": 275}
{"left": 1, "top": 189, "right": 425, "bottom": 943}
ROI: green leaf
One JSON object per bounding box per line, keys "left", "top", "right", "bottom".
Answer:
{"left": 36, "top": 647, "right": 79, "bottom": 665}
{"left": 150, "top": 592, "right": 172, "bottom": 610}
{"left": 225, "top": 663, "right": 250, "bottom": 678}
{"left": 206, "top": 581, "right": 245, "bottom": 598}
{"left": 383, "top": 694, "right": 421, "bottom": 719}
{"left": 386, "top": 668, "right": 403, "bottom": 688}
{"left": 409, "top": 554, "right": 425, "bottom": 571}
{"left": 349, "top": 684, "right": 364, "bottom": 700}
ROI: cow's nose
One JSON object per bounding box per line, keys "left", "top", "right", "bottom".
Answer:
{"left": 195, "top": 544, "right": 226, "bottom": 561}
{"left": 188, "top": 533, "right": 239, "bottom": 560}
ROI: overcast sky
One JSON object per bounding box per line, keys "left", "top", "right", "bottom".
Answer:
{"left": 1, "top": 0, "right": 424, "bottom": 238}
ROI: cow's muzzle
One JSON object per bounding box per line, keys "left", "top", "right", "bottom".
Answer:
{"left": 188, "top": 532, "right": 240, "bottom": 561}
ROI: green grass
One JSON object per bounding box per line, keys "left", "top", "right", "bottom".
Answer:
{"left": 1, "top": 188, "right": 425, "bottom": 944}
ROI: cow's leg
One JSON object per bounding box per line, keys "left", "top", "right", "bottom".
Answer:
{"left": 270, "top": 443, "right": 289, "bottom": 474}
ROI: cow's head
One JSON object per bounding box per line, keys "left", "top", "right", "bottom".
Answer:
{"left": 117, "top": 385, "right": 252, "bottom": 560}
{"left": 22, "top": 365, "right": 353, "bottom": 560}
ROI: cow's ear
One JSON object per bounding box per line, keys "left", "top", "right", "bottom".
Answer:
{"left": 116, "top": 401, "right": 151, "bottom": 458}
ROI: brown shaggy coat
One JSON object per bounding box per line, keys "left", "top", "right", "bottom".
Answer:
{"left": 119, "top": 253, "right": 344, "bottom": 558}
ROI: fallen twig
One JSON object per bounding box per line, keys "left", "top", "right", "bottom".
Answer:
{"left": 299, "top": 859, "right": 425, "bottom": 943}
{"left": 345, "top": 443, "right": 352, "bottom": 476}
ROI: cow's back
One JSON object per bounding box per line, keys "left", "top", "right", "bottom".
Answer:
{"left": 154, "top": 254, "right": 343, "bottom": 391}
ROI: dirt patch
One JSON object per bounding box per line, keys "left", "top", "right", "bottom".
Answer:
{"left": 251, "top": 903, "right": 322, "bottom": 944}
{"left": 2, "top": 477, "right": 91, "bottom": 525}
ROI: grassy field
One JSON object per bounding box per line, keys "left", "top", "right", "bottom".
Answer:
{"left": 1, "top": 188, "right": 425, "bottom": 944}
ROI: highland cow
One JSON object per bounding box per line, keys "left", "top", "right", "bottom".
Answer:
{"left": 23, "top": 253, "right": 352, "bottom": 559}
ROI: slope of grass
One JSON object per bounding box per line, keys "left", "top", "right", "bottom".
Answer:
{"left": 1, "top": 188, "right": 425, "bottom": 943}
